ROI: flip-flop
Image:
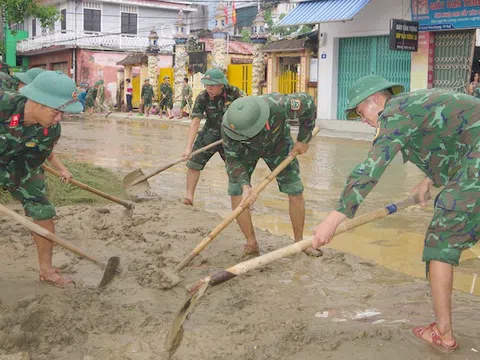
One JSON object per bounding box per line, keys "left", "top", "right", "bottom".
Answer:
{"left": 39, "top": 269, "right": 75, "bottom": 289}
{"left": 412, "top": 322, "right": 458, "bottom": 353}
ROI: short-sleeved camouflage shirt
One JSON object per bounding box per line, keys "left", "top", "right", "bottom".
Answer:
{"left": 191, "top": 84, "right": 243, "bottom": 132}
{"left": 0, "top": 91, "right": 61, "bottom": 185}
{"left": 337, "top": 89, "right": 480, "bottom": 218}
{"left": 222, "top": 92, "right": 316, "bottom": 187}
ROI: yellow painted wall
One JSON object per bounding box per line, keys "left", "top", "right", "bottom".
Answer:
{"left": 227, "top": 64, "right": 252, "bottom": 95}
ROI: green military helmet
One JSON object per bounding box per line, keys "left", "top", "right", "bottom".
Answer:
{"left": 20, "top": 70, "right": 83, "bottom": 114}
{"left": 201, "top": 68, "right": 228, "bottom": 86}
{"left": 222, "top": 96, "right": 270, "bottom": 141}
{"left": 345, "top": 75, "right": 404, "bottom": 120}
{"left": 14, "top": 67, "right": 46, "bottom": 85}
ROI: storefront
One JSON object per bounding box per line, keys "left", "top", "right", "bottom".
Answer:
{"left": 412, "top": 0, "right": 480, "bottom": 92}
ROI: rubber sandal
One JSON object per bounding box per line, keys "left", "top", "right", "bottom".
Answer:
{"left": 241, "top": 244, "right": 260, "bottom": 258}
{"left": 39, "top": 269, "right": 74, "bottom": 289}
{"left": 412, "top": 322, "right": 458, "bottom": 353}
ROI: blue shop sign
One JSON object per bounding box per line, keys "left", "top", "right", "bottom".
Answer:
{"left": 411, "top": 0, "right": 480, "bottom": 31}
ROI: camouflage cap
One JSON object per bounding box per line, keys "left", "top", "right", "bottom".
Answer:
{"left": 222, "top": 96, "right": 270, "bottom": 140}
{"left": 201, "top": 68, "right": 228, "bottom": 86}
{"left": 345, "top": 75, "right": 404, "bottom": 120}
{"left": 14, "top": 67, "right": 46, "bottom": 85}
{"left": 20, "top": 70, "right": 83, "bottom": 114}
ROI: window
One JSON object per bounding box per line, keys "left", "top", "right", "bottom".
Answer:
{"left": 32, "top": 19, "right": 36, "bottom": 37}
{"left": 84, "top": 9, "right": 101, "bottom": 32}
{"left": 61, "top": 9, "right": 66, "bottom": 32}
{"left": 121, "top": 13, "right": 137, "bottom": 34}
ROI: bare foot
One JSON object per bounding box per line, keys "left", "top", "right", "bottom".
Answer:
{"left": 241, "top": 244, "right": 260, "bottom": 258}
{"left": 183, "top": 198, "right": 193, "bottom": 206}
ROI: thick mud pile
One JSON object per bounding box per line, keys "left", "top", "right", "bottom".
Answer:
{"left": 0, "top": 199, "right": 479, "bottom": 359}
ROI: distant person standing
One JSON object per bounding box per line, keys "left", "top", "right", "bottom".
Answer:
{"left": 125, "top": 78, "right": 133, "bottom": 116}
{"left": 141, "top": 78, "right": 154, "bottom": 117}
{"left": 159, "top": 76, "right": 174, "bottom": 119}
{"left": 468, "top": 72, "right": 479, "bottom": 95}
{"left": 178, "top": 77, "right": 193, "bottom": 119}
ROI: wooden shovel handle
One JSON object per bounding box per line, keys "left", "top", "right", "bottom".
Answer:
{"left": 186, "top": 193, "right": 430, "bottom": 293}
{"left": 0, "top": 203, "right": 105, "bottom": 268}
{"left": 43, "top": 165, "right": 134, "bottom": 210}
{"left": 174, "top": 127, "right": 321, "bottom": 273}
{"left": 131, "top": 139, "right": 224, "bottom": 186}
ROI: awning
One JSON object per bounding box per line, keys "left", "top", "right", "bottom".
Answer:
{"left": 277, "top": 0, "right": 371, "bottom": 26}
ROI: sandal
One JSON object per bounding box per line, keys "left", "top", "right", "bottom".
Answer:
{"left": 39, "top": 269, "right": 74, "bottom": 289}
{"left": 303, "top": 247, "right": 323, "bottom": 257}
{"left": 241, "top": 244, "right": 260, "bottom": 258}
{"left": 412, "top": 322, "right": 458, "bottom": 353}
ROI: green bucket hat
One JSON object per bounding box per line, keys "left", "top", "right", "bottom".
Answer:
{"left": 20, "top": 70, "right": 83, "bottom": 114}
{"left": 15, "top": 67, "right": 46, "bottom": 85}
{"left": 201, "top": 68, "right": 228, "bottom": 86}
{"left": 222, "top": 96, "right": 270, "bottom": 141}
{"left": 345, "top": 75, "right": 404, "bottom": 120}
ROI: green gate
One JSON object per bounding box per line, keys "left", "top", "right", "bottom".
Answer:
{"left": 433, "top": 31, "right": 474, "bottom": 92}
{"left": 337, "top": 36, "right": 411, "bottom": 120}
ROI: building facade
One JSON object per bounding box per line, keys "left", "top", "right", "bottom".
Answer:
{"left": 15, "top": 0, "right": 197, "bottom": 103}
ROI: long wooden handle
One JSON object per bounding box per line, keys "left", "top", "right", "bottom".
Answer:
{"left": 186, "top": 193, "right": 429, "bottom": 293}
{"left": 0, "top": 203, "right": 105, "bottom": 268}
{"left": 130, "top": 139, "right": 224, "bottom": 186}
{"left": 43, "top": 165, "right": 134, "bottom": 210}
{"left": 175, "top": 127, "right": 321, "bottom": 273}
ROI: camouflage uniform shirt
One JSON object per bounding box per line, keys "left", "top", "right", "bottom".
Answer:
{"left": 191, "top": 84, "right": 243, "bottom": 133}
{"left": 141, "top": 84, "right": 154, "bottom": 107}
{"left": 0, "top": 92, "right": 60, "bottom": 184}
{"left": 222, "top": 92, "right": 315, "bottom": 192}
{"left": 0, "top": 72, "right": 18, "bottom": 91}
{"left": 159, "top": 83, "right": 173, "bottom": 110}
{"left": 337, "top": 89, "right": 480, "bottom": 218}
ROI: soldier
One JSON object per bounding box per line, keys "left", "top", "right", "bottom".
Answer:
{"left": 141, "top": 78, "right": 154, "bottom": 117}
{"left": 0, "top": 70, "right": 83, "bottom": 287}
{"left": 221, "top": 93, "right": 323, "bottom": 257}
{"left": 84, "top": 82, "right": 98, "bottom": 114}
{"left": 177, "top": 77, "right": 193, "bottom": 119}
{"left": 14, "top": 67, "right": 45, "bottom": 90}
{"left": 181, "top": 68, "right": 242, "bottom": 205}
{"left": 159, "top": 76, "right": 174, "bottom": 119}
{"left": 0, "top": 62, "right": 18, "bottom": 91}
{"left": 311, "top": 75, "right": 479, "bottom": 352}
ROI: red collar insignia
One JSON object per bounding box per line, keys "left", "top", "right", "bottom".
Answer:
{"left": 43, "top": 128, "right": 49, "bottom": 136}
{"left": 9, "top": 114, "right": 20, "bottom": 127}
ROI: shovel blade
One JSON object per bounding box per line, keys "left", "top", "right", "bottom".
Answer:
{"left": 123, "top": 168, "right": 150, "bottom": 196}
{"left": 98, "top": 256, "right": 120, "bottom": 289}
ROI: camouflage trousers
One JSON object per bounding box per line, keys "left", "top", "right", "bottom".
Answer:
{"left": 0, "top": 165, "right": 55, "bottom": 220}
{"left": 180, "top": 98, "right": 193, "bottom": 112}
{"left": 143, "top": 96, "right": 153, "bottom": 108}
{"left": 423, "top": 140, "right": 480, "bottom": 267}
{"left": 186, "top": 127, "right": 225, "bottom": 171}
{"left": 159, "top": 96, "right": 173, "bottom": 110}
{"left": 228, "top": 134, "right": 303, "bottom": 196}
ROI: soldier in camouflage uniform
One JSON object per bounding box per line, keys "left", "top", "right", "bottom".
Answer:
{"left": 14, "top": 67, "right": 45, "bottom": 90}
{"left": 0, "top": 62, "right": 18, "bottom": 91}
{"left": 159, "top": 76, "right": 174, "bottom": 119}
{"left": 84, "top": 83, "right": 98, "bottom": 114}
{"left": 141, "top": 78, "right": 154, "bottom": 117}
{"left": 0, "top": 70, "right": 83, "bottom": 287}
{"left": 312, "top": 75, "right": 479, "bottom": 352}
{"left": 221, "top": 93, "right": 322, "bottom": 257}
{"left": 177, "top": 77, "right": 193, "bottom": 119}
{"left": 181, "top": 68, "right": 242, "bottom": 205}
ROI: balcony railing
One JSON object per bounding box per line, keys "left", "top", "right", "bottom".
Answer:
{"left": 17, "top": 30, "right": 175, "bottom": 53}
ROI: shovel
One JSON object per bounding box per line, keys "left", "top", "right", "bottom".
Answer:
{"left": 0, "top": 203, "right": 120, "bottom": 289}
{"left": 174, "top": 127, "right": 321, "bottom": 273}
{"left": 164, "top": 193, "right": 430, "bottom": 357}
{"left": 123, "top": 139, "right": 223, "bottom": 196}
{"left": 43, "top": 164, "right": 135, "bottom": 217}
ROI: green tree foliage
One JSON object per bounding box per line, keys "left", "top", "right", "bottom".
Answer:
{"left": 241, "top": 28, "right": 252, "bottom": 43}
{"left": 261, "top": 5, "right": 312, "bottom": 37}
{"left": 2, "top": 0, "right": 60, "bottom": 30}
